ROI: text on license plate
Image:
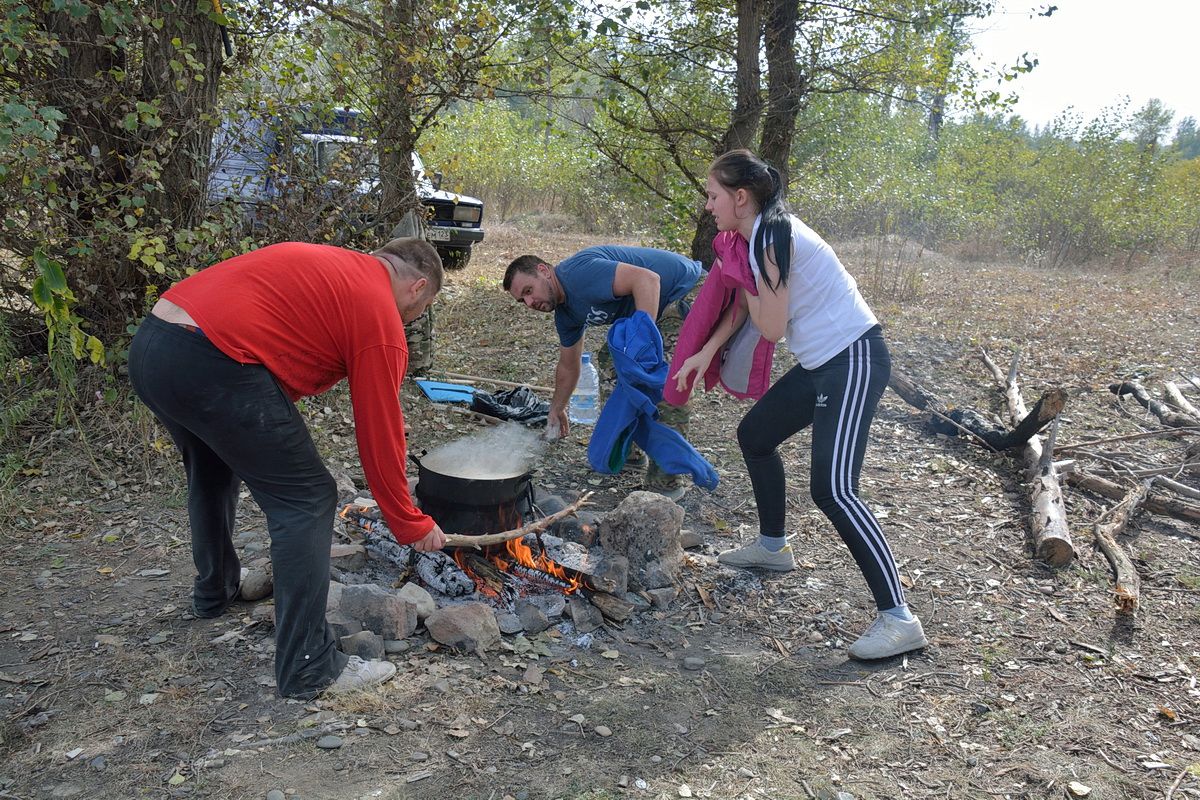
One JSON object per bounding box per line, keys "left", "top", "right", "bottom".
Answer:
{"left": 426, "top": 227, "right": 452, "bottom": 242}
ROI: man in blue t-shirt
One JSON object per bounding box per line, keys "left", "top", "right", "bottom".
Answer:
{"left": 503, "top": 245, "right": 702, "bottom": 499}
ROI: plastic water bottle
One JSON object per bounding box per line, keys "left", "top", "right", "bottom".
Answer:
{"left": 569, "top": 352, "right": 601, "bottom": 425}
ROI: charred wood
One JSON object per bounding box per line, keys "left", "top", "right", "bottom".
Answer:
{"left": 1110, "top": 381, "right": 1200, "bottom": 429}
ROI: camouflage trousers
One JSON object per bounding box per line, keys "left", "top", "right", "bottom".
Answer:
{"left": 404, "top": 303, "right": 434, "bottom": 375}
{"left": 595, "top": 300, "right": 690, "bottom": 483}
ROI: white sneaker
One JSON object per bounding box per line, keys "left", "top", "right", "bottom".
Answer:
{"left": 847, "top": 613, "right": 928, "bottom": 660}
{"left": 716, "top": 541, "right": 796, "bottom": 572}
{"left": 325, "top": 655, "right": 397, "bottom": 695}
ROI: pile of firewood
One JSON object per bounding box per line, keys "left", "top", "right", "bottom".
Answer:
{"left": 890, "top": 357, "right": 1199, "bottom": 617}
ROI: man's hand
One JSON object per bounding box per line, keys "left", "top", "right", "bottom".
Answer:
{"left": 546, "top": 404, "right": 570, "bottom": 439}
{"left": 412, "top": 524, "right": 447, "bottom": 552}
{"left": 673, "top": 349, "right": 716, "bottom": 393}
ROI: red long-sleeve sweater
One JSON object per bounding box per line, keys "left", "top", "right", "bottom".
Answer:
{"left": 162, "top": 242, "right": 434, "bottom": 543}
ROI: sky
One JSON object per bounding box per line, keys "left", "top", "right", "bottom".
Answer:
{"left": 966, "top": 1, "right": 1200, "bottom": 133}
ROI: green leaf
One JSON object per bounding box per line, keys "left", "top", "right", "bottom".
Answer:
{"left": 34, "top": 250, "right": 68, "bottom": 292}
{"left": 31, "top": 277, "right": 52, "bottom": 309}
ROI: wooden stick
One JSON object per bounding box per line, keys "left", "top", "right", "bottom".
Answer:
{"left": 1056, "top": 427, "right": 1200, "bottom": 453}
{"left": 435, "top": 371, "right": 555, "bottom": 394}
{"left": 1156, "top": 476, "right": 1200, "bottom": 501}
{"left": 1110, "top": 381, "right": 1200, "bottom": 429}
{"left": 1119, "top": 462, "right": 1200, "bottom": 478}
{"left": 439, "top": 404, "right": 501, "bottom": 425}
{"left": 1066, "top": 471, "right": 1200, "bottom": 525}
{"left": 981, "top": 348, "right": 1075, "bottom": 566}
{"left": 1164, "top": 382, "right": 1200, "bottom": 418}
{"left": 1093, "top": 481, "right": 1150, "bottom": 615}
{"left": 442, "top": 492, "right": 593, "bottom": 549}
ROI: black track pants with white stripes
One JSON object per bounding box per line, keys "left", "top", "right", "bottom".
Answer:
{"left": 736, "top": 325, "right": 906, "bottom": 611}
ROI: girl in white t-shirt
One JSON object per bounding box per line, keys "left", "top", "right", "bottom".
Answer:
{"left": 673, "top": 149, "right": 927, "bottom": 660}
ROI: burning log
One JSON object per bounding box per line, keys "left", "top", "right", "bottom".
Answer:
{"left": 982, "top": 349, "right": 1075, "bottom": 566}
{"left": 1109, "top": 381, "right": 1200, "bottom": 429}
{"left": 1092, "top": 481, "right": 1150, "bottom": 615}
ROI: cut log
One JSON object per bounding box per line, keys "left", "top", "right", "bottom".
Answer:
{"left": 588, "top": 591, "right": 635, "bottom": 622}
{"left": 1109, "top": 381, "right": 1200, "bottom": 429}
{"left": 981, "top": 349, "right": 1075, "bottom": 566}
{"left": 1065, "top": 471, "right": 1200, "bottom": 526}
{"left": 1164, "top": 382, "right": 1200, "bottom": 418}
{"left": 1093, "top": 482, "right": 1150, "bottom": 615}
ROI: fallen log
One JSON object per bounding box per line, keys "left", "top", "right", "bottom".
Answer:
{"left": 1065, "top": 471, "right": 1200, "bottom": 525}
{"left": 1093, "top": 482, "right": 1150, "bottom": 615}
{"left": 1164, "top": 382, "right": 1200, "bottom": 418}
{"left": 982, "top": 349, "right": 1075, "bottom": 566}
{"left": 889, "top": 369, "right": 1063, "bottom": 451}
{"left": 1109, "top": 381, "right": 1200, "bottom": 429}
{"left": 1157, "top": 476, "right": 1200, "bottom": 502}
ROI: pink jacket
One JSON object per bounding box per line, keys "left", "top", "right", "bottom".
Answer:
{"left": 664, "top": 231, "right": 775, "bottom": 406}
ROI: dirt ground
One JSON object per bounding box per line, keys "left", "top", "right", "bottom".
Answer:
{"left": 2, "top": 225, "right": 1199, "bottom": 800}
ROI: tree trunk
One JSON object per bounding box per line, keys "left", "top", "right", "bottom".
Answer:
{"left": 1093, "top": 482, "right": 1150, "bottom": 615}
{"left": 378, "top": 0, "right": 423, "bottom": 237}
{"left": 757, "top": 0, "right": 803, "bottom": 188}
{"left": 689, "top": 0, "right": 763, "bottom": 266}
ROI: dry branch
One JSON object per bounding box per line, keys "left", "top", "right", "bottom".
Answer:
{"left": 981, "top": 349, "right": 1075, "bottom": 566}
{"left": 1065, "top": 471, "right": 1200, "bottom": 525}
{"left": 1056, "top": 427, "right": 1200, "bottom": 454}
{"left": 1109, "top": 381, "right": 1200, "bottom": 428}
{"left": 1164, "top": 382, "right": 1200, "bottom": 418}
{"left": 1157, "top": 476, "right": 1200, "bottom": 502}
{"left": 1093, "top": 482, "right": 1150, "bottom": 615}
{"left": 434, "top": 371, "right": 555, "bottom": 393}
{"left": 442, "top": 492, "right": 593, "bottom": 549}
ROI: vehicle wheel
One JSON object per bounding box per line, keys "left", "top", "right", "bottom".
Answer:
{"left": 438, "top": 247, "right": 471, "bottom": 270}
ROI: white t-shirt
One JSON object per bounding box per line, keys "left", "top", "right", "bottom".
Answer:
{"left": 748, "top": 213, "right": 877, "bottom": 369}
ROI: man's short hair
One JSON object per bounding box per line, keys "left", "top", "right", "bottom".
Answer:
{"left": 372, "top": 238, "right": 444, "bottom": 293}
{"left": 502, "top": 255, "right": 548, "bottom": 291}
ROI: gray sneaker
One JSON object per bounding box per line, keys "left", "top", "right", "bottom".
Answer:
{"left": 325, "top": 655, "right": 397, "bottom": 695}
{"left": 716, "top": 540, "right": 796, "bottom": 572}
{"left": 847, "top": 613, "right": 928, "bottom": 660}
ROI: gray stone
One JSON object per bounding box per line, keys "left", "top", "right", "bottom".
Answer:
{"left": 326, "top": 612, "right": 362, "bottom": 640}
{"left": 329, "top": 543, "right": 367, "bottom": 571}
{"left": 339, "top": 584, "right": 417, "bottom": 640}
{"left": 251, "top": 602, "right": 275, "bottom": 624}
{"left": 567, "top": 596, "right": 603, "bottom": 633}
{"left": 647, "top": 587, "right": 678, "bottom": 609}
{"left": 623, "top": 592, "right": 651, "bottom": 612}
{"left": 316, "top": 735, "right": 343, "bottom": 749}
{"left": 514, "top": 599, "right": 551, "bottom": 634}
{"left": 326, "top": 580, "right": 344, "bottom": 612}
{"left": 425, "top": 603, "right": 501, "bottom": 653}
{"left": 526, "top": 593, "right": 566, "bottom": 619}
{"left": 495, "top": 611, "right": 524, "bottom": 634}
{"left": 679, "top": 529, "right": 704, "bottom": 549}
{"left": 87, "top": 756, "right": 107, "bottom": 771}
{"left": 594, "top": 555, "right": 629, "bottom": 596}
{"left": 599, "top": 492, "right": 684, "bottom": 589}
{"left": 384, "top": 639, "right": 411, "bottom": 654}
{"left": 240, "top": 568, "right": 273, "bottom": 601}
{"left": 682, "top": 656, "right": 706, "bottom": 671}
{"left": 340, "top": 630, "right": 385, "bottom": 660}
{"left": 395, "top": 582, "right": 436, "bottom": 620}
{"left": 267, "top": 791, "right": 286, "bottom": 800}
{"left": 641, "top": 556, "right": 679, "bottom": 591}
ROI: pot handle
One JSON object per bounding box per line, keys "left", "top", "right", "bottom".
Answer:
{"left": 408, "top": 449, "right": 426, "bottom": 468}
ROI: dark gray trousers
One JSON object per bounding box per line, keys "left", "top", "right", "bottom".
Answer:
{"left": 129, "top": 315, "right": 347, "bottom": 698}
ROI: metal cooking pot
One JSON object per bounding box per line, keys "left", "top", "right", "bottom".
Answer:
{"left": 410, "top": 451, "right": 534, "bottom": 507}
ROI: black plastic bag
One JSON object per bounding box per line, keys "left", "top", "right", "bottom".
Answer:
{"left": 470, "top": 386, "right": 550, "bottom": 426}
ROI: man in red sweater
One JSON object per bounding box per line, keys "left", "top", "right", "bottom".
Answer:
{"left": 128, "top": 238, "right": 445, "bottom": 699}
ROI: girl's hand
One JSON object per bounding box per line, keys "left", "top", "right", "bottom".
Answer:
{"left": 672, "top": 349, "right": 716, "bottom": 394}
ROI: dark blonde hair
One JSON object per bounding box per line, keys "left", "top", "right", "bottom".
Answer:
{"left": 372, "top": 238, "right": 444, "bottom": 293}
{"left": 709, "top": 149, "right": 791, "bottom": 289}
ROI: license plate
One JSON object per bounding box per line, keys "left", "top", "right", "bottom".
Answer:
{"left": 426, "top": 227, "right": 452, "bottom": 242}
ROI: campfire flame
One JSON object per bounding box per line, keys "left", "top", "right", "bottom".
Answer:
{"left": 452, "top": 536, "right": 581, "bottom": 597}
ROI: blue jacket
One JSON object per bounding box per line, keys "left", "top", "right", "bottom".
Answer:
{"left": 587, "top": 311, "right": 719, "bottom": 490}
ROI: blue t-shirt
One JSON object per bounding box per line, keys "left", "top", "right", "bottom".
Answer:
{"left": 553, "top": 245, "right": 702, "bottom": 347}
